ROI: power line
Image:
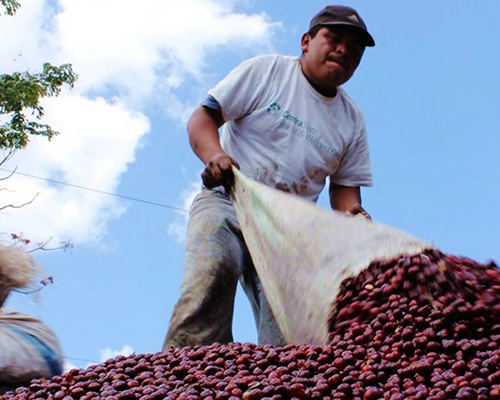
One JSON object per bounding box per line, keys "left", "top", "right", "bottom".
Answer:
{"left": 64, "top": 356, "right": 99, "bottom": 365}
{"left": 2, "top": 168, "right": 187, "bottom": 369}
{"left": 2, "top": 170, "right": 187, "bottom": 368}
{"left": 0, "top": 168, "right": 189, "bottom": 213}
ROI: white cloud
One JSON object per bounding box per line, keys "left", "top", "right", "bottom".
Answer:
{"left": 99, "top": 344, "right": 134, "bottom": 363}
{"left": 62, "top": 344, "right": 134, "bottom": 371}
{"left": 0, "top": 0, "right": 280, "bottom": 247}
{"left": 51, "top": 0, "right": 280, "bottom": 109}
{"left": 1, "top": 94, "right": 149, "bottom": 245}
{"left": 63, "top": 360, "right": 78, "bottom": 373}
{"left": 0, "top": 0, "right": 51, "bottom": 73}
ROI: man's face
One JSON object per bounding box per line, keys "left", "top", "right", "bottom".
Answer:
{"left": 300, "top": 26, "right": 365, "bottom": 93}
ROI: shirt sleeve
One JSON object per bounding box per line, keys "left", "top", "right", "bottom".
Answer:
{"left": 201, "top": 95, "right": 222, "bottom": 111}
{"left": 208, "top": 56, "right": 267, "bottom": 122}
{"left": 330, "top": 114, "right": 373, "bottom": 187}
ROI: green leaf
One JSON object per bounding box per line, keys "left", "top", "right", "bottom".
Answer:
{"left": 1, "top": 0, "right": 21, "bottom": 16}
{"left": 0, "top": 64, "right": 78, "bottom": 150}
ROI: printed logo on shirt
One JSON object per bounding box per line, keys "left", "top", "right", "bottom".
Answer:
{"left": 276, "top": 110, "right": 339, "bottom": 158}
{"left": 266, "top": 102, "right": 281, "bottom": 115}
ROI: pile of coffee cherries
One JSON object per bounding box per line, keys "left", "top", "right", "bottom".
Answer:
{"left": 3, "top": 249, "right": 499, "bottom": 400}
{"left": 327, "top": 249, "right": 500, "bottom": 400}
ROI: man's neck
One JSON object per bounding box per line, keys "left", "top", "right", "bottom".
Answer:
{"left": 299, "top": 63, "right": 337, "bottom": 98}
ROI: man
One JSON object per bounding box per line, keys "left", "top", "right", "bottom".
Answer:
{"left": 164, "top": 5, "right": 375, "bottom": 348}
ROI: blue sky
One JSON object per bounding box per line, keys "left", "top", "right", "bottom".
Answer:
{"left": 1, "top": 0, "right": 499, "bottom": 370}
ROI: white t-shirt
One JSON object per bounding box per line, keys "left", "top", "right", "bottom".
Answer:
{"left": 208, "top": 54, "right": 373, "bottom": 203}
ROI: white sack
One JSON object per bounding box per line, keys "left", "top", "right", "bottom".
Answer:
{"left": 0, "top": 309, "right": 64, "bottom": 386}
{"left": 231, "top": 169, "right": 435, "bottom": 345}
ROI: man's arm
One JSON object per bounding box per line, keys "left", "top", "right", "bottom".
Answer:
{"left": 329, "top": 181, "right": 371, "bottom": 219}
{"left": 187, "top": 106, "right": 239, "bottom": 190}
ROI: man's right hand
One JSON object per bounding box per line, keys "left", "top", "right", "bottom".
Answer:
{"left": 201, "top": 154, "right": 240, "bottom": 192}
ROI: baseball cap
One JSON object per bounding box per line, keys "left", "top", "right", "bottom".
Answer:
{"left": 309, "top": 5, "right": 375, "bottom": 47}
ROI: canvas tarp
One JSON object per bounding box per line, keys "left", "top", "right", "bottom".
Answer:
{"left": 231, "top": 169, "right": 435, "bottom": 345}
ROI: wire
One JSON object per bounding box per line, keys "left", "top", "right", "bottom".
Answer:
{"left": 2, "top": 168, "right": 188, "bottom": 368}
{"left": 2, "top": 168, "right": 186, "bottom": 367}
{"left": 64, "top": 356, "right": 99, "bottom": 365}
{"left": 0, "top": 168, "right": 189, "bottom": 213}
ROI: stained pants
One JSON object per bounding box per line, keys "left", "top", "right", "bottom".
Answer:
{"left": 163, "top": 188, "right": 284, "bottom": 349}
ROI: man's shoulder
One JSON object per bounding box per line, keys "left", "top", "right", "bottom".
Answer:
{"left": 337, "top": 87, "right": 363, "bottom": 115}
{"left": 242, "top": 54, "right": 298, "bottom": 69}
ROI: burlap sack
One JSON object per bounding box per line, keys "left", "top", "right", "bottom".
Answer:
{"left": 231, "top": 169, "right": 435, "bottom": 345}
{"left": 0, "top": 246, "right": 36, "bottom": 307}
{"left": 0, "top": 247, "right": 62, "bottom": 386}
{"left": 0, "top": 309, "right": 64, "bottom": 386}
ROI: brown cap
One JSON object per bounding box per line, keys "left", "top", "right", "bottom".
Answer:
{"left": 309, "top": 5, "right": 375, "bottom": 47}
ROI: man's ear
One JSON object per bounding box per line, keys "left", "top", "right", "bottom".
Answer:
{"left": 300, "top": 32, "right": 311, "bottom": 53}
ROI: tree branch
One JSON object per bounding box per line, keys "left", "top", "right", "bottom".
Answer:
{"left": 0, "top": 191, "right": 39, "bottom": 211}
{"left": 27, "top": 239, "right": 73, "bottom": 253}
{"left": 0, "top": 149, "right": 15, "bottom": 167}
{"left": 0, "top": 165, "right": 16, "bottom": 180}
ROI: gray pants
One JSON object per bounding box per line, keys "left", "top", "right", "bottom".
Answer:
{"left": 163, "top": 189, "right": 284, "bottom": 349}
